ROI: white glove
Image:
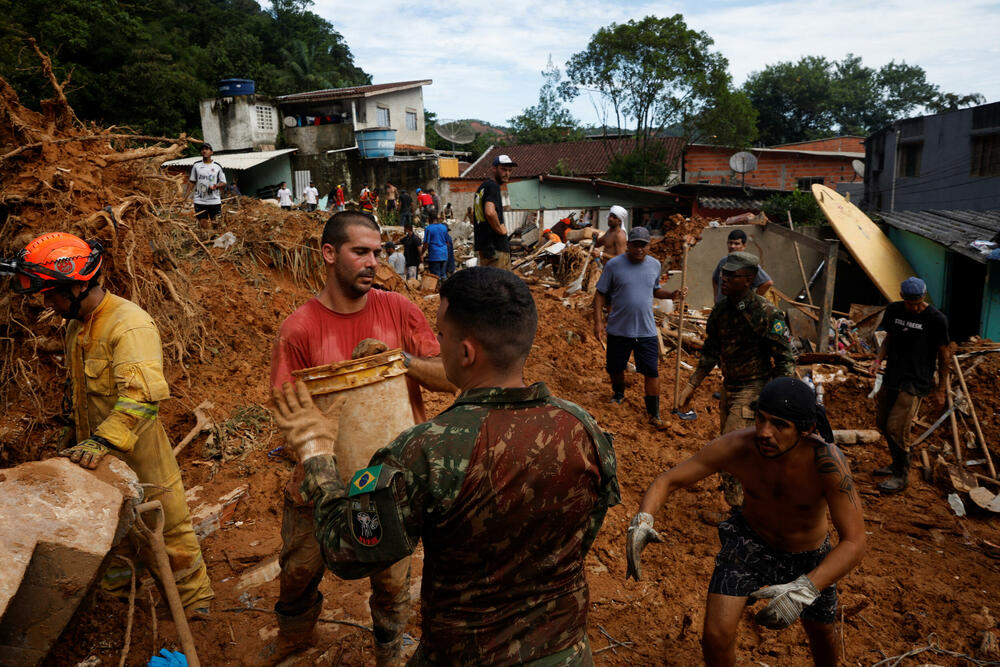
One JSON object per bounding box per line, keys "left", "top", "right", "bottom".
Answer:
{"left": 749, "top": 574, "right": 821, "bottom": 629}
{"left": 626, "top": 512, "right": 664, "bottom": 581}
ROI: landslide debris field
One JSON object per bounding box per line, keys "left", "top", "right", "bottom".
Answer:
{"left": 2, "top": 71, "right": 1000, "bottom": 666}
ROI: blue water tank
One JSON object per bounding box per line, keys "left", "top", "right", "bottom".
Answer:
{"left": 218, "top": 79, "right": 255, "bottom": 96}
{"left": 355, "top": 128, "right": 397, "bottom": 158}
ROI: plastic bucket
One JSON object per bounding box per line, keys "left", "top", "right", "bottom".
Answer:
{"left": 355, "top": 128, "right": 397, "bottom": 158}
{"left": 292, "top": 349, "right": 414, "bottom": 483}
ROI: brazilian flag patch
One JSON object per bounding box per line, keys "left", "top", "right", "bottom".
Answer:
{"left": 349, "top": 465, "right": 382, "bottom": 497}
{"left": 772, "top": 319, "right": 789, "bottom": 339}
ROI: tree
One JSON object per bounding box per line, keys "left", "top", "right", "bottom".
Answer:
{"left": 561, "top": 15, "right": 755, "bottom": 185}
{"left": 0, "top": 0, "right": 370, "bottom": 138}
{"left": 508, "top": 57, "right": 583, "bottom": 144}
{"left": 745, "top": 54, "right": 985, "bottom": 145}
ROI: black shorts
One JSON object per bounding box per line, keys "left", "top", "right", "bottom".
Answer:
{"left": 194, "top": 203, "right": 221, "bottom": 220}
{"left": 708, "top": 511, "right": 837, "bottom": 623}
{"left": 605, "top": 334, "right": 659, "bottom": 377}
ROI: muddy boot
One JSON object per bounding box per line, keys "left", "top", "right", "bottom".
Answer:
{"left": 373, "top": 633, "right": 404, "bottom": 667}
{"left": 873, "top": 442, "right": 900, "bottom": 476}
{"left": 877, "top": 451, "right": 910, "bottom": 494}
{"left": 253, "top": 594, "right": 323, "bottom": 666}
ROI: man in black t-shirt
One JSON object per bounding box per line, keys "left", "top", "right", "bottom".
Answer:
{"left": 400, "top": 225, "right": 423, "bottom": 280}
{"left": 473, "top": 154, "right": 516, "bottom": 270}
{"left": 399, "top": 190, "right": 413, "bottom": 227}
{"left": 870, "top": 277, "right": 951, "bottom": 494}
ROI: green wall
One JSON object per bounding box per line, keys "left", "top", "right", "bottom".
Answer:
{"left": 981, "top": 264, "right": 1000, "bottom": 341}
{"left": 886, "top": 228, "right": 947, "bottom": 306}
{"left": 507, "top": 179, "right": 676, "bottom": 210}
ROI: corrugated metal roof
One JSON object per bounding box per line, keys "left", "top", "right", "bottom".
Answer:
{"left": 698, "top": 196, "right": 765, "bottom": 210}
{"left": 539, "top": 174, "right": 681, "bottom": 197}
{"left": 687, "top": 143, "right": 864, "bottom": 159}
{"left": 460, "top": 137, "right": 686, "bottom": 180}
{"left": 275, "top": 80, "right": 432, "bottom": 104}
{"left": 876, "top": 209, "right": 1000, "bottom": 263}
{"left": 162, "top": 148, "right": 297, "bottom": 170}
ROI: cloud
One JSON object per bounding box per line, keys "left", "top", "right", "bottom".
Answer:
{"left": 313, "top": 0, "right": 999, "bottom": 127}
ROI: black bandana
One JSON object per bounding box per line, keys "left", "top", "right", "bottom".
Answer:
{"left": 756, "top": 377, "right": 834, "bottom": 443}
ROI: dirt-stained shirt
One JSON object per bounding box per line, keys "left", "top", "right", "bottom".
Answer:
{"left": 690, "top": 292, "right": 795, "bottom": 389}
{"left": 271, "top": 289, "right": 439, "bottom": 504}
{"left": 301, "top": 383, "right": 620, "bottom": 666}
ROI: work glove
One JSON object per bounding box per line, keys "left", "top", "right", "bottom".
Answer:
{"left": 749, "top": 574, "right": 821, "bottom": 629}
{"left": 59, "top": 436, "right": 113, "bottom": 470}
{"left": 148, "top": 649, "right": 188, "bottom": 667}
{"left": 270, "top": 381, "right": 344, "bottom": 463}
{"left": 626, "top": 512, "right": 664, "bottom": 581}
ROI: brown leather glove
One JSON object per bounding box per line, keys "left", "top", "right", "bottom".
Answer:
{"left": 270, "top": 381, "right": 345, "bottom": 462}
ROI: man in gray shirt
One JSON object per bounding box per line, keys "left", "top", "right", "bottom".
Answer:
{"left": 593, "top": 227, "right": 686, "bottom": 428}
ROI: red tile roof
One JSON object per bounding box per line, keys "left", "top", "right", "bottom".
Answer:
{"left": 461, "top": 137, "right": 685, "bottom": 180}
{"left": 395, "top": 143, "right": 433, "bottom": 153}
{"left": 276, "top": 80, "right": 432, "bottom": 104}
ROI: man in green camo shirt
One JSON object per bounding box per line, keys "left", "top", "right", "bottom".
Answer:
{"left": 676, "top": 252, "right": 795, "bottom": 518}
{"left": 272, "top": 267, "right": 620, "bottom": 666}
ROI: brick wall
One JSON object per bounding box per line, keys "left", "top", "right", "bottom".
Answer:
{"left": 684, "top": 145, "right": 861, "bottom": 190}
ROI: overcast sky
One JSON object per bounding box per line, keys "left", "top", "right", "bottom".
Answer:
{"left": 315, "top": 0, "right": 999, "bottom": 129}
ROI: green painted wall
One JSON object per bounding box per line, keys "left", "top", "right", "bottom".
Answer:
{"left": 507, "top": 179, "right": 676, "bottom": 210}
{"left": 887, "top": 228, "right": 947, "bottom": 306}
{"left": 981, "top": 264, "right": 1000, "bottom": 341}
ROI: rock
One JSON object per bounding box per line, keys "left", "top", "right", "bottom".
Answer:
{"left": 980, "top": 630, "right": 1000, "bottom": 659}
{"left": 0, "top": 458, "right": 140, "bottom": 666}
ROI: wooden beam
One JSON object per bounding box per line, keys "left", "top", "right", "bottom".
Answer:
{"left": 816, "top": 240, "right": 839, "bottom": 353}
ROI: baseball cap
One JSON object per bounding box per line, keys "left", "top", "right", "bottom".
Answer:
{"left": 609, "top": 205, "right": 628, "bottom": 223}
{"left": 627, "top": 227, "right": 651, "bottom": 244}
{"left": 200, "top": 142, "right": 213, "bottom": 152}
{"left": 721, "top": 251, "right": 760, "bottom": 272}
{"left": 901, "top": 276, "right": 926, "bottom": 299}
{"left": 492, "top": 154, "right": 518, "bottom": 167}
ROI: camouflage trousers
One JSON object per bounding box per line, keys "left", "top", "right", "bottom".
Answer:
{"left": 277, "top": 497, "right": 411, "bottom": 642}
{"left": 718, "top": 380, "right": 768, "bottom": 507}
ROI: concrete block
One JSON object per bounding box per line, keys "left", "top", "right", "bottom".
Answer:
{"left": 0, "top": 458, "right": 140, "bottom": 667}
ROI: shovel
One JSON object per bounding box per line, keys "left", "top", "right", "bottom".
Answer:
{"left": 566, "top": 253, "right": 592, "bottom": 295}
{"left": 134, "top": 500, "right": 202, "bottom": 667}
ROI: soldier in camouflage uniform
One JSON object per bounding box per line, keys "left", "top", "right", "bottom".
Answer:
{"left": 677, "top": 252, "right": 795, "bottom": 516}
{"left": 272, "top": 267, "right": 621, "bottom": 665}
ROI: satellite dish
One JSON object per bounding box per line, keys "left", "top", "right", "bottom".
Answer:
{"left": 283, "top": 116, "right": 297, "bottom": 128}
{"left": 852, "top": 159, "right": 865, "bottom": 178}
{"left": 729, "top": 151, "right": 758, "bottom": 174}
{"left": 435, "top": 119, "right": 477, "bottom": 147}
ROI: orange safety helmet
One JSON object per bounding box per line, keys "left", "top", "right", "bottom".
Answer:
{"left": 11, "top": 232, "right": 103, "bottom": 295}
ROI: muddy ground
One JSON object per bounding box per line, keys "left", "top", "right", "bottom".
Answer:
{"left": 25, "top": 263, "right": 1000, "bottom": 667}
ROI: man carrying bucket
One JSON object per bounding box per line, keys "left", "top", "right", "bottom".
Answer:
{"left": 265, "top": 211, "right": 455, "bottom": 666}
{"left": 272, "top": 267, "right": 620, "bottom": 665}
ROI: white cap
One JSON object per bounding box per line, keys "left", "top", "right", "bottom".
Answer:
{"left": 609, "top": 205, "right": 628, "bottom": 223}
{"left": 492, "top": 154, "right": 518, "bottom": 166}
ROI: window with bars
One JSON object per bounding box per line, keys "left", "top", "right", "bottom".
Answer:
{"left": 376, "top": 106, "right": 390, "bottom": 126}
{"left": 405, "top": 110, "right": 417, "bottom": 131}
{"left": 255, "top": 106, "right": 274, "bottom": 131}
{"left": 971, "top": 134, "right": 1000, "bottom": 177}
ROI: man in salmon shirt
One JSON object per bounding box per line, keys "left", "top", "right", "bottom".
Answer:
{"left": 265, "top": 211, "right": 455, "bottom": 666}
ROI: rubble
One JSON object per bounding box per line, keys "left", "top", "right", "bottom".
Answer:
{"left": 0, "top": 458, "right": 141, "bottom": 666}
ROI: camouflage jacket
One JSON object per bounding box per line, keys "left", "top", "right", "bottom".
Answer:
{"left": 302, "top": 382, "right": 620, "bottom": 666}
{"left": 690, "top": 292, "right": 795, "bottom": 389}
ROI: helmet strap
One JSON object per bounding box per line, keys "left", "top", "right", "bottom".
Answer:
{"left": 58, "top": 281, "right": 96, "bottom": 320}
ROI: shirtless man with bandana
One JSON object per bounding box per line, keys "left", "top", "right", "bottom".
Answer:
{"left": 626, "top": 377, "right": 865, "bottom": 667}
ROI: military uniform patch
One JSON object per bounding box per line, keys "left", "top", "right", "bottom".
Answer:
{"left": 350, "top": 497, "right": 382, "bottom": 547}
{"left": 349, "top": 465, "right": 382, "bottom": 496}
{"left": 771, "top": 319, "right": 789, "bottom": 339}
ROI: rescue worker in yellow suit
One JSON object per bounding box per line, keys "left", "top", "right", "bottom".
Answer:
{"left": 7, "top": 232, "right": 213, "bottom": 613}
